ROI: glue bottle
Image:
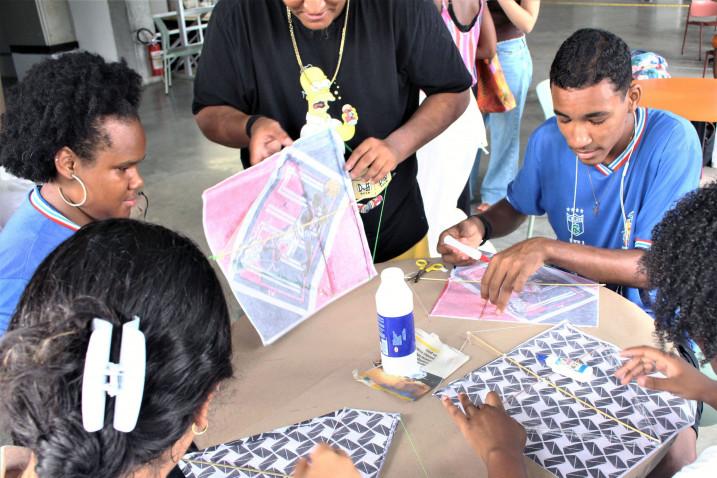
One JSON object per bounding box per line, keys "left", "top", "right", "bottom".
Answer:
{"left": 376, "top": 267, "right": 418, "bottom": 377}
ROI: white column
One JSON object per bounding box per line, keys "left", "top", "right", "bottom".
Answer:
{"left": 67, "top": 0, "right": 119, "bottom": 61}
{"left": 68, "top": 0, "right": 159, "bottom": 84}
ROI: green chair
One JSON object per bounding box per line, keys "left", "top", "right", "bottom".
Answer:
{"left": 153, "top": 6, "right": 212, "bottom": 94}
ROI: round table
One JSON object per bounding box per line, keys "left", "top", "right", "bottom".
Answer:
{"left": 200, "top": 260, "right": 662, "bottom": 477}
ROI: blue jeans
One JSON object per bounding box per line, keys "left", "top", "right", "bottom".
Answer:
{"left": 470, "top": 36, "right": 533, "bottom": 205}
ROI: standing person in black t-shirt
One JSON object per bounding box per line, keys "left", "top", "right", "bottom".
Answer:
{"left": 193, "top": 0, "right": 472, "bottom": 262}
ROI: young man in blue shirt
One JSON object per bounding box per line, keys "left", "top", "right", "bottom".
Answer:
{"left": 439, "top": 28, "right": 701, "bottom": 314}
{"left": 439, "top": 28, "right": 702, "bottom": 476}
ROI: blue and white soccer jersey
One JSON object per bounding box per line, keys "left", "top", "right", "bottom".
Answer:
{"left": 506, "top": 107, "right": 701, "bottom": 312}
{"left": 0, "top": 187, "right": 78, "bottom": 334}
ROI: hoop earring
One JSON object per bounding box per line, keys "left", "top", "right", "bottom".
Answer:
{"left": 58, "top": 174, "right": 88, "bottom": 208}
{"left": 192, "top": 423, "right": 208, "bottom": 436}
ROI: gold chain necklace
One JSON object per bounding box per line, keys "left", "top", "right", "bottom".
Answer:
{"left": 286, "top": 0, "right": 351, "bottom": 85}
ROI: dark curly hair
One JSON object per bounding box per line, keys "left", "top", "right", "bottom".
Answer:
{"left": 550, "top": 28, "right": 632, "bottom": 95}
{"left": 0, "top": 219, "right": 233, "bottom": 478}
{"left": 0, "top": 51, "right": 142, "bottom": 183}
{"left": 642, "top": 182, "right": 717, "bottom": 361}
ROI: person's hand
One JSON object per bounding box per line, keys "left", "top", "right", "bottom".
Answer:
{"left": 480, "top": 237, "right": 548, "bottom": 312}
{"left": 442, "top": 392, "right": 526, "bottom": 464}
{"left": 291, "top": 443, "right": 361, "bottom": 478}
{"left": 615, "top": 346, "right": 717, "bottom": 402}
{"left": 249, "top": 117, "right": 293, "bottom": 166}
{"left": 344, "top": 137, "right": 400, "bottom": 184}
{"left": 437, "top": 217, "right": 485, "bottom": 266}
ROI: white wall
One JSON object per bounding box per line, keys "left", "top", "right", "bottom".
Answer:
{"left": 68, "top": 0, "right": 159, "bottom": 82}
{"left": 37, "top": 0, "right": 77, "bottom": 45}
{"left": 149, "top": 0, "right": 169, "bottom": 15}
{"left": 110, "top": 0, "right": 155, "bottom": 82}
{"left": 67, "top": 0, "right": 119, "bottom": 61}
{"left": 0, "top": 0, "right": 76, "bottom": 79}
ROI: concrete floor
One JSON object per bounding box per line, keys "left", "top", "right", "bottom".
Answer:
{"left": 3, "top": 0, "right": 717, "bottom": 461}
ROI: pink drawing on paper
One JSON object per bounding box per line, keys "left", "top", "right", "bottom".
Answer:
{"left": 203, "top": 130, "right": 377, "bottom": 345}
{"left": 430, "top": 262, "right": 599, "bottom": 326}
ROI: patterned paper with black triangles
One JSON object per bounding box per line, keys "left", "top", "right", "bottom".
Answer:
{"left": 178, "top": 408, "right": 400, "bottom": 478}
{"left": 434, "top": 323, "right": 696, "bottom": 478}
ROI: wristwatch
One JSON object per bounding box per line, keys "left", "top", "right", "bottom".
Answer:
{"left": 245, "top": 115, "right": 263, "bottom": 138}
{"left": 473, "top": 214, "right": 493, "bottom": 246}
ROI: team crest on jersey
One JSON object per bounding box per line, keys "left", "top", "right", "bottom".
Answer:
{"left": 566, "top": 207, "right": 585, "bottom": 237}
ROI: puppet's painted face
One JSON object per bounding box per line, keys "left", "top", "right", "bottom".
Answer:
{"left": 552, "top": 79, "right": 639, "bottom": 167}
{"left": 300, "top": 67, "right": 335, "bottom": 117}
{"left": 283, "top": 0, "right": 348, "bottom": 30}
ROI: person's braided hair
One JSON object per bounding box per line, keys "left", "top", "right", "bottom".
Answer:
{"left": 642, "top": 182, "right": 717, "bottom": 360}
{"left": 0, "top": 51, "right": 141, "bottom": 182}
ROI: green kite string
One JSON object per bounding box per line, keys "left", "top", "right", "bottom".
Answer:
{"left": 400, "top": 417, "right": 430, "bottom": 478}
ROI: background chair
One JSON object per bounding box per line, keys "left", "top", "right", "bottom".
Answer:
{"left": 536, "top": 78, "right": 554, "bottom": 121}
{"left": 153, "top": 5, "right": 213, "bottom": 94}
{"left": 703, "top": 34, "right": 717, "bottom": 77}
{"left": 0, "top": 167, "right": 34, "bottom": 232}
{"left": 682, "top": 0, "right": 717, "bottom": 60}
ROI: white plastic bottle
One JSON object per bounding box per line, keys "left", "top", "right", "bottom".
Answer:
{"left": 376, "top": 267, "right": 418, "bottom": 377}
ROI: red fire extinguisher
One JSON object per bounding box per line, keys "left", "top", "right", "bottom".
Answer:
{"left": 137, "top": 28, "right": 163, "bottom": 78}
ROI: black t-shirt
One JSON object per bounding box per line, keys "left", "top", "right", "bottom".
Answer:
{"left": 193, "top": 0, "right": 471, "bottom": 262}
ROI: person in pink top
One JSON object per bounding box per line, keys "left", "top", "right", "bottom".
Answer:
{"left": 471, "top": 0, "right": 540, "bottom": 211}
{"left": 433, "top": 0, "right": 497, "bottom": 214}
{"left": 434, "top": 0, "right": 497, "bottom": 87}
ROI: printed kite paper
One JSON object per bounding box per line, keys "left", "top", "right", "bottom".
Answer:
{"left": 431, "top": 262, "right": 599, "bottom": 326}
{"left": 434, "top": 323, "right": 696, "bottom": 478}
{"left": 178, "top": 408, "right": 400, "bottom": 478}
{"left": 203, "top": 129, "right": 377, "bottom": 345}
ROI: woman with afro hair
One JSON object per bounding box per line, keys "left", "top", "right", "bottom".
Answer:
{"left": 0, "top": 52, "right": 146, "bottom": 336}
{"left": 615, "top": 181, "right": 717, "bottom": 475}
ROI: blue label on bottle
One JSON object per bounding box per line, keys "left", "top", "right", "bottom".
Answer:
{"left": 377, "top": 312, "right": 415, "bottom": 358}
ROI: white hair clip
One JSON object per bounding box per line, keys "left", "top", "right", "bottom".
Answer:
{"left": 82, "top": 317, "right": 146, "bottom": 433}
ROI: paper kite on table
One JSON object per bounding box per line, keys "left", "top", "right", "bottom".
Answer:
{"left": 178, "top": 408, "right": 400, "bottom": 478}
{"left": 431, "top": 261, "right": 599, "bottom": 326}
{"left": 203, "top": 129, "right": 377, "bottom": 345}
{"left": 434, "top": 322, "right": 696, "bottom": 478}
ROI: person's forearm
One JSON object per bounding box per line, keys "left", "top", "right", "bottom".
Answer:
{"left": 495, "top": 0, "right": 540, "bottom": 34}
{"left": 480, "top": 199, "right": 526, "bottom": 237}
{"left": 704, "top": 379, "right": 717, "bottom": 410}
{"left": 194, "top": 105, "right": 252, "bottom": 149}
{"left": 486, "top": 450, "right": 527, "bottom": 478}
{"left": 385, "top": 89, "right": 470, "bottom": 163}
{"left": 541, "top": 239, "right": 648, "bottom": 288}
{"left": 476, "top": 8, "right": 497, "bottom": 59}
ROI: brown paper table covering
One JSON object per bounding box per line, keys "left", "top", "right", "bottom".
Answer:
{"left": 200, "top": 259, "right": 665, "bottom": 477}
